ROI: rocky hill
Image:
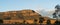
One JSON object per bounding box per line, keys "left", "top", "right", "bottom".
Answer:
{"left": 0, "top": 10, "right": 57, "bottom": 24}
{"left": 0, "top": 10, "right": 41, "bottom": 20}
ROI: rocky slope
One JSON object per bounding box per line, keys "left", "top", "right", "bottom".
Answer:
{"left": 0, "top": 10, "right": 41, "bottom": 20}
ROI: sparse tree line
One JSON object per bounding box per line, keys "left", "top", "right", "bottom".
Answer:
{"left": 0, "top": 17, "right": 60, "bottom": 25}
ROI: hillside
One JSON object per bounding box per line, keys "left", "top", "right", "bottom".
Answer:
{"left": 0, "top": 10, "right": 41, "bottom": 20}
{"left": 0, "top": 10, "right": 57, "bottom": 24}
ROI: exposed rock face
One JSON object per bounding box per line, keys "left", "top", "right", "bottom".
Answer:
{"left": 0, "top": 10, "right": 41, "bottom": 20}
{"left": 0, "top": 10, "right": 42, "bottom": 24}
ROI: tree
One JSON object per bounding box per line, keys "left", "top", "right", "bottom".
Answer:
{"left": 46, "top": 19, "right": 51, "bottom": 25}
{"left": 53, "top": 13, "right": 57, "bottom": 18}
{"left": 34, "top": 19, "right": 37, "bottom": 24}
{"left": 54, "top": 21, "right": 60, "bottom": 25}
{"left": 53, "top": 4, "right": 60, "bottom": 21}
{"left": 39, "top": 17, "right": 45, "bottom": 24}
{"left": 55, "top": 4, "right": 60, "bottom": 10}
{"left": 0, "top": 19, "right": 3, "bottom": 24}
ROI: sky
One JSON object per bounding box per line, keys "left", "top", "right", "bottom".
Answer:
{"left": 0, "top": 0, "right": 60, "bottom": 18}
{"left": 0, "top": 0, "right": 60, "bottom": 12}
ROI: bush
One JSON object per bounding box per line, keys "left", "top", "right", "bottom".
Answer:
{"left": 39, "top": 17, "right": 44, "bottom": 24}
{"left": 46, "top": 19, "right": 51, "bottom": 25}
{"left": 54, "top": 21, "right": 60, "bottom": 25}
{"left": 34, "top": 19, "right": 37, "bottom": 24}
{"left": 0, "top": 19, "right": 3, "bottom": 24}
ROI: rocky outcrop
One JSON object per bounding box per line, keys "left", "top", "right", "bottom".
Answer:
{"left": 0, "top": 10, "right": 42, "bottom": 24}
{"left": 0, "top": 10, "right": 41, "bottom": 20}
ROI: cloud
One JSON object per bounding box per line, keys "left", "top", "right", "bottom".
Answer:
{"left": 34, "top": 7, "right": 55, "bottom": 18}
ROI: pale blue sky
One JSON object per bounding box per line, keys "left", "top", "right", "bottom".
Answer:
{"left": 0, "top": 0, "right": 60, "bottom": 12}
